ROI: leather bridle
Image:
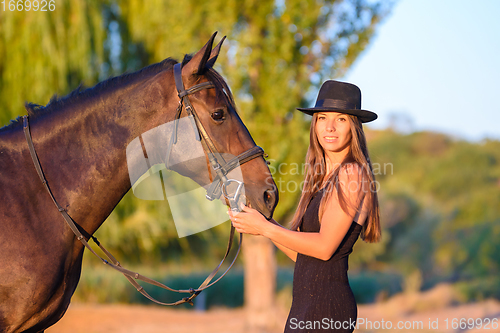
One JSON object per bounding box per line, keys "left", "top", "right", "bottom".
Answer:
{"left": 22, "top": 62, "right": 267, "bottom": 306}
{"left": 170, "top": 63, "right": 265, "bottom": 205}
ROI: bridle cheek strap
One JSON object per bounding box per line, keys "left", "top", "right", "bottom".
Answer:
{"left": 172, "top": 63, "right": 264, "bottom": 206}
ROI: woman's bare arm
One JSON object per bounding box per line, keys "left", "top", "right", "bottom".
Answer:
{"left": 231, "top": 164, "right": 364, "bottom": 261}
{"left": 268, "top": 219, "right": 298, "bottom": 262}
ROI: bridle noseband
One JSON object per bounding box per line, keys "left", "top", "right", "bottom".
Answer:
{"left": 22, "top": 62, "right": 268, "bottom": 306}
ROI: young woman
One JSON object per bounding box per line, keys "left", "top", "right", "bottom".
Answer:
{"left": 229, "top": 80, "right": 381, "bottom": 332}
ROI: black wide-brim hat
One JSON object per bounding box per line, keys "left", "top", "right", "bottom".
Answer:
{"left": 297, "top": 80, "right": 377, "bottom": 123}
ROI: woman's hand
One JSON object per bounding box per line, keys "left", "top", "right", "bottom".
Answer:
{"left": 228, "top": 204, "right": 270, "bottom": 236}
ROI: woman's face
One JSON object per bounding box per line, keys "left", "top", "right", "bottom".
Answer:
{"left": 315, "top": 112, "right": 352, "bottom": 155}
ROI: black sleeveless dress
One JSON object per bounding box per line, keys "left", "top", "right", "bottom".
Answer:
{"left": 284, "top": 189, "right": 362, "bottom": 333}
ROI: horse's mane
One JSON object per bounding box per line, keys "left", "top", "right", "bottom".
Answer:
{"left": 2, "top": 58, "right": 178, "bottom": 131}
{"left": 2, "top": 54, "right": 238, "bottom": 132}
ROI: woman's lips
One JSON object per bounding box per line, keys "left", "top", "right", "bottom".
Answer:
{"left": 324, "top": 136, "right": 338, "bottom": 143}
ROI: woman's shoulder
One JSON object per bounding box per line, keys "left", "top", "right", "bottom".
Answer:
{"left": 339, "top": 162, "right": 366, "bottom": 180}
{"left": 337, "top": 162, "right": 369, "bottom": 202}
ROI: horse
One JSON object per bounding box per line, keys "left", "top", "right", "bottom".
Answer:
{"left": 0, "top": 33, "right": 278, "bottom": 333}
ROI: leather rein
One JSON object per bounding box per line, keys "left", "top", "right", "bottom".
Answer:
{"left": 22, "top": 62, "right": 265, "bottom": 306}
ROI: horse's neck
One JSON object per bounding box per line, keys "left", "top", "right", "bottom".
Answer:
{"left": 25, "top": 76, "right": 177, "bottom": 236}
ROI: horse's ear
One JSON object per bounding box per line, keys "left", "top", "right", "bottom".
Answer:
{"left": 182, "top": 32, "right": 217, "bottom": 76}
{"left": 206, "top": 36, "right": 226, "bottom": 69}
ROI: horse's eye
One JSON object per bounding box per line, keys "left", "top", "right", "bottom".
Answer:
{"left": 211, "top": 109, "right": 225, "bottom": 121}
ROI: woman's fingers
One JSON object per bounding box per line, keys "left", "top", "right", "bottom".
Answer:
{"left": 228, "top": 209, "right": 246, "bottom": 233}
{"left": 227, "top": 204, "right": 261, "bottom": 235}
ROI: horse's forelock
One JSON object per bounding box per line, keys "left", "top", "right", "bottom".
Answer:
{"left": 180, "top": 53, "right": 237, "bottom": 114}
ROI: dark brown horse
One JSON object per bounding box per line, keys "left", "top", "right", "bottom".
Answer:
{"left": 0, "top": 33, "right": 278, "bottom": 333}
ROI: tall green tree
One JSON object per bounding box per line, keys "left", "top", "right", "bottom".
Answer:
{"left": 0, "top": 1, "right": 107, "bottom": 125}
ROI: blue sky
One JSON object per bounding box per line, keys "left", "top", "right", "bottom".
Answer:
{"left": 343, "top": 0, "right": 500, "bottom": 141}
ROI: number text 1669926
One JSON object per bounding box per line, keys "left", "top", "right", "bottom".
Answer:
{"left": 2, "top": 0, "right": 56, "bottom": 11}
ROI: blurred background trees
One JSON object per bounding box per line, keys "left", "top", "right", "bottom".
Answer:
{"left": 0, "top": 0, "right": 106, "bottom": 125}
{"left": 0, "top": 0, "right": 390, "bottom": 255}
{"left": 1, "top": 0, "right": 499, "bottom": 321}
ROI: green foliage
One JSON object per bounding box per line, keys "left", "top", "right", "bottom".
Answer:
{"left": 454, "top": 276, "right": 500, "bottom": 302}
{"left": 0, "top": 1, "right": 107, "bottom": 125}
{"left": 74, "top": 263, "right": 246, "bottom": 308}
{"left": 349, "top": 270, "right": 403, "bottom": 303}
{"left": 358, "top": 129, "right": 500, "bottom": 300}
{"left": 74, "top": 264, "right": 295, "bottom": 308}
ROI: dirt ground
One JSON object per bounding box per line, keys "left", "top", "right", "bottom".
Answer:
{"left": 46, "top": 304, "right": 261, "bottom": 333}
{"left": 47, "top": 298, "right": 500, "bottom": 333}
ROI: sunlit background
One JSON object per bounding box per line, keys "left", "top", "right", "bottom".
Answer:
{"left": 1, "top": 1, "right": 499, "bottom": 332}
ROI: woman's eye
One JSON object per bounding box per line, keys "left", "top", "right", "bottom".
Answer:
{"left": 338, "top": 117, "right": 346, "bottom": 122}
{"left": 211, "top": 110, "right": 225, "bottom": 121}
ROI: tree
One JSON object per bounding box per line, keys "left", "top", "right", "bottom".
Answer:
{"left": 0, "top": 1, "right": 107, "bottom": 125}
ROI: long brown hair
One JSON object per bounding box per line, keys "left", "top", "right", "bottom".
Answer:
{"left": 290, "top": 113, "right": 381, "bottom": 242}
